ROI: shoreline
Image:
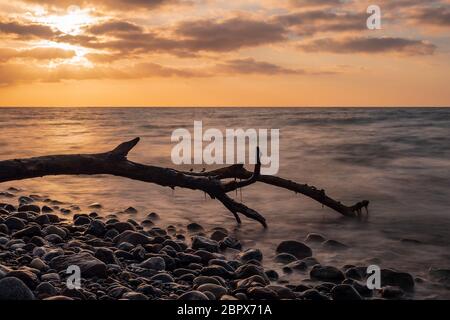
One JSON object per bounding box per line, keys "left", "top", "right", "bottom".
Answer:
{"left": 2, "top": 191, "right": 445, "bottom": 301}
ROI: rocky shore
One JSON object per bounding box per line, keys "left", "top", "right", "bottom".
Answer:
{"left": 0, "top": 192, "right": 430, "bottom": 301}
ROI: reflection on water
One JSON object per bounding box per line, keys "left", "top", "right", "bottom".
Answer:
{"left": 1, "top": 107, "right": 450, "bottom": 298}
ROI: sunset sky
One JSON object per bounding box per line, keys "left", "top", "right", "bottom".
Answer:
{"left": 0, "top": 0, "right": 449, "bottom": 107}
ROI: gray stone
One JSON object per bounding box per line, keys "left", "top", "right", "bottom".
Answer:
{"left": 0, "top": 277, "right": 35, "bottom": 300}
{"left": 276, "top": 240, "right": 312, "bottom": 260}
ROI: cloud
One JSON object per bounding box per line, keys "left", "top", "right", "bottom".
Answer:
{"left": 86, "top": 20, "right": 144, "bottom": 34}
{"left": 175, "top": 17, "right": 287, "bottom": 51}
{"left": 217, "top": 58, "right": 306, "bottom": 75}
{"left": 0, "top": 20, "right": 58, "bottom": 39}
{"left": 0, "top": 47, "right": 76, "bottom": 62}
{"left": 20, "top": 0, "right": 183, "bottom": 11}
{"left": 275, "top": 9, "right": 366, "bottom": 35}
{"left": 410, "top": 6, "right": 450, "bottom": 27}
{"left": 289, "top": 0, "right": 347, "bottom": 8}
{"left": 299, "top": 37, "right": 437, "bottom": 55}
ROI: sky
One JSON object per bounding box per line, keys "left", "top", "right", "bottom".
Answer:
{"left": 0, "top": 0, "right": 449, "bottom": 107}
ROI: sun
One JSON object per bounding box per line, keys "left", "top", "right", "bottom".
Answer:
{"left": 31, "top": 5, "right": 97, "bottom": 36}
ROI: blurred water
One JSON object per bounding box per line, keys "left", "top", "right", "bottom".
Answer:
{"left": 1, "top": 107, "right": 449, "bottom": 298}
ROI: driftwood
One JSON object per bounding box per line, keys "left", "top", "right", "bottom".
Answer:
{"left": 0, "top": 138, "right": 369, "bottom": 228}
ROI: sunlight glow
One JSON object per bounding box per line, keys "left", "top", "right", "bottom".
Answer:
{"left": 31, "top": 5, "right": 97, "bottom": 36}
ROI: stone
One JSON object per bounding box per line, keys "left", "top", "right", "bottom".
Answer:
{"left": 238, "top": 249, "right": 263, "bottom": 263}
{"left": 140, "top": 257, "right": 166, "bottom": 271}
{"left": 18, "top": 204, "right": 40, "bottom": 213}
{"left": 193, "top": 276, "right": 222, "bottom": 287}
{"left": 7, "top": 269, "right": 39, "bottom": 289}
{"left": 95, "top": 248, "right": 120, "bottom": 265}
{"left": 276, "top": 241, "right": 312, "bottom": 260}
{"left": 305, "top": 233, "right": 326, "bottom": 243}
{"left": 187, "top": 223, "right": 204, "bottom": 233}
{"left": 265, "top": 270, "right": 279, "bottom": 281}
{"left": 5, "top": 217, "right": 25, "bottom": 231}
{"left": 88, "top": 203, "right": 102, "bottom": 209}
{"left": 43, "top": 225, "right": 67, "bottom": 239}
{"left": 192, "top": 236, "right": 219, "bottom": 253}
{"left": 124, "top": 207, "right": 138, "bottom": 214}
{"left": 381, "top": 286, "right": 405, "bottom": 299}
{"left": 41, "top": 206, "right": 53, "bottom": 213}
{"left": 220, "top": 237, "right": 242, "bottom": 250}
{"left": 0, "top": 277, "right": 35, "bottom": 300}
{"left": 331, "top": 284, "right": 362, "bottom": 300}
{"left": 197, "top": 283, "right": 228, "bottom": 299}
{"left": 122, "top": 292, "right": 148, "bottom": 300}
{"left": 49, "top": 252, "right": 107, "bottom": 278}
{"left": 30, "top": 258, "right": 48, "bottom": 271}
{"left": 302, "top": 289, "right": 329, "bottom": 301}
{"left": 310, "top": 265, "right": 345, "bottom": 283}
{"left": 322, "top": 240, "right": 349, "bottom": 250}
{"left": 275, "top": 253, "right": 297, "bottom": 264}
{"left": 210, "top": 230, "right": 227, "bottom": 242}
{"left": 286, "top": 260, "right": 308, "bottom": 271}
{"left": 74, "top": 215, "right": 91, "bottom": 226}
{"left": 247, "top": 287, "right": 278, "bottom": 300}
{"left": 85, "top": 220, "right": 106, "bottom": 237}
{"left": 147, "top": 212, "right": 160, "bottom": 220}
{"left": 150, "top": 273, "right": 174, "bottom": 283}
{"left": 113, "top": 230, "right": 151, "bottom": 246}
{"left": 12, "top": 225, "right": 41, "bottom": 238}
{"left": 110, "top": 222, "right": 135, "bottom": 233}
{"left": 381, "top": 269, "right": 414, "bottom": 291}
{"left": 266, "top": 285, "right": 296, "bottom": 299}
{"left": 235, "top": 264, "right": 269, "bottom": 282}
{"left": 178, "top": 291, "right": 209, "bottom": 300}
{"left": 36, "top": 282, "right": 58, "bottom": 297}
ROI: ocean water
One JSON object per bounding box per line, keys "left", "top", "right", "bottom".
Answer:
{"left": 1, "top": 107, "right": 449, "bottom": 298}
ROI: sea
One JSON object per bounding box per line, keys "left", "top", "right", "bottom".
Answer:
{"left": 0, "top": 107, "right": 449, "bottom": 298}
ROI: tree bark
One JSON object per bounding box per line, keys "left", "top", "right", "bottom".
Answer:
{"left": 0, "top": 138, "right": 369, "bottom": 228}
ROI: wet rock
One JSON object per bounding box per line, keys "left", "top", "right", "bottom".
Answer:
{"left": 219, "top": 237, "right": 242, "bottom": 250}
{"left": 18, "top": 204, "right": 40, "bottom": 213}
{"left": 187, "top": 223, "right": 204, "bottom": 233}
{"left": 147, "top": 212, "right": 160, "bottom": 220}
{"left": 193, "top": 276, "right": 222, "bottom": 287}
{"left": 150, "top": 273, "right": 174, "bottom": 283}
{"left": 124, "top": 207, "right": 138, "bottom": 214}
{"left": 7, "top": 269, "right": 39, "bottom": 289}
{"left": 122, "top": 292, "right": 148, "bottom": 300}
{"left": 41, "top": 206, "right": 53, "bottom": 213}
{"left": 345, "top": 267, "right": 364, "bottom": 281}
{"left": 140, "top": 257, "right": 166, "bottom": 271}
{"left": 276, "top": 241, "right": 312, "bottom": 260}
{"left": 331, "top": 284, "right": 362, "bottom": 300}
{"left": 88, "top": 203, "right": 102, "bottom": 209}
{"left": 429, "top": 268, "right": 450, "bottom": 285}
{"left": 178, "top": 291, "right": 209, "bottom": 300}
{"left": 85, "top": 220, "right": 106, "bottom": 237}
{"left": 104, "top": 229, "right": 120, "bottom": 240}
{"left": 235, "top": 264, "right": 269, "bottom": 282}
{"left": 110, "top": 222, "right": 135, "bottom": 233}
{"left": 41, "top": 273, "right": 60, "bottom": 282}
{"left": 381, "top": 269, "right": 414, "bottom": 291}
{"left": 302, "top": 289, "right": 329, "bottom": 301}
{"left": 236, "top": 275, "right": 269, "bottom": 290}
{"left": 266, "top": 285, "right": 296, "bottom": 299}
{"left": 95, "top": 248, "right": 120, "bottom": 265}
{"left": 34, "top": 215, "right": 50, "bottom": 226}
{"left": 201, "top": 266, "right": 233, "bottom": 279}
{"left": 13, "top": 225, "right": 42, "bottom": 238}
{"left": 0, "top": 224, "right": 8, "bottom": 234}
{"left": 265, "top": 270, "right": 279, "bottom": 281}
{"left": 286, "top": 260, "right": 308, "bottom": 271}
{"left": 210, "top": 230, "right": 227, "bottom": 242}
{"left": 381, "top": 286, "right": 405, "bottom": 299}
{"left": 0, "top": 277, "right": 35, "bottom": 300}
{"left": 275, "top": 253, "right": 297, "bottom": 264}
{"left": 5, "top": 217, "right": 25, "bottom": 231}
{"left": 74, "top": 215, "right": 91, "bottom": 226}
{"left": 198, "top": 283, "right": 228, "bottom": 299}
{"left": 36, "top": 282, "right": 58, "bottom": 297}
{"left": 113, "top": 230, "right": 151, "bottom": 246}
{"left": 247, "top": 287, "right": 278, "bottom": 300}
{"left": 238, "top": 249, "right": 263, "bottom": 263}
{"left": 305, "top": 233, "right": 326, "bottom": 243}
{"left": 192, "top": 236, "right": 219, "bottom": 253}
{"left": 322, "top": 240, "right": 349, "bottom": 250}
{"left": 30, "top": 258, "right": 48, "bottom": 271}
{"left": 49, "top": 252, "right": 107, "bottom": 278}
{"left": 310, "top": 265, "right": 345, "bottom": 283}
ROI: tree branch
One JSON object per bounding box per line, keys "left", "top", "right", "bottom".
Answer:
{"left": 0, "top": 137, "right": 369, "bottom": 228}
